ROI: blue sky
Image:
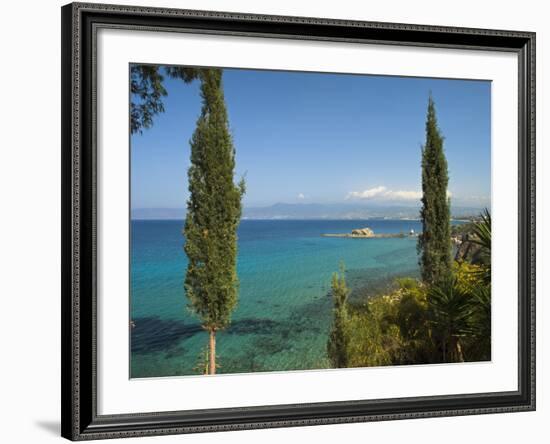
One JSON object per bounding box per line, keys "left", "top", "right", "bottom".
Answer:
{"left": 131, "top": 67, "right": 491, "bottom": 209}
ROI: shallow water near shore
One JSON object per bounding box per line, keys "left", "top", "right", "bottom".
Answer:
{"left": 130, "top": 219, "right": 425, "bottom": 378}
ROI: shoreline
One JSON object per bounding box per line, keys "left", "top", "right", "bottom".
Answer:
{"left": 345, "top": 266, "right": 421, "bottom": 304}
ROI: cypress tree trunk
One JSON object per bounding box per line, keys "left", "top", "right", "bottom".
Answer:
{"left": 418, "top": 95, "right": 452, "bottom": 286}
{"left": 453, "top": 337, "right": 465, "bottom": 363}
{"left": 209, "top": 330, "right": 216, "bottom": 375}
{"left": 184, "top": 69, "right": 245, "bottom": 375}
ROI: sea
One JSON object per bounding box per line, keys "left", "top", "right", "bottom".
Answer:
{"left": 130, "top": 219, "right": 426, "bottom": 378}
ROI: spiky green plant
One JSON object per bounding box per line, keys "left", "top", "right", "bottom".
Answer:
{"left": 468, "top": 209, "right": 491, "bottom": 285}
{"left": 466, "top": 284, "right": 491, "bottom": 361}
{"left": 428, "top": 276, "right": 475, "bottom": 362}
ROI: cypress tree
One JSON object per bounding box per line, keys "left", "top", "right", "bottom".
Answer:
{"left": 327, "top": 265, "right": 351, "bottom": 368}
{"left": 184, "top": 69, "right": 245, "bottom": 375}
{"left": 418, "top": 95, "right": 452, "bottom": 285}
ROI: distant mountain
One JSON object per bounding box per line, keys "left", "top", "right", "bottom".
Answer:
{"left": 131, "top": 208, "right": 185, "bottom": 220}
{"left": 242, "top": 203, "right": 483, "bottom": 220}
{"left": 132, "top": 203, "right": 485, "bottom": 220}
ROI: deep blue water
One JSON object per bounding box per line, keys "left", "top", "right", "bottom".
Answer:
{"left": 130, "top": 219, "right": 424, "bottom": 377}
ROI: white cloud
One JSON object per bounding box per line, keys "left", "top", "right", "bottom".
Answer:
{"left": 388, "top": 190, "right": 423, "bottom": 200}
{"left": 347, "top": 185, "right": 388, "bottom": 199}
{"left": 346, "top": 185, "right": 422, "bottom": 201}
{"left": 297, "top": 193, "right": 306, "bottom": 200}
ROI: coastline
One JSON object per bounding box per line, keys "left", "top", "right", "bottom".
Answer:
{"left": 131, "top": 219, "right": 422, "bottom": 377}
{"left": 345, "top": 266, "right": 421, "bottom": 303}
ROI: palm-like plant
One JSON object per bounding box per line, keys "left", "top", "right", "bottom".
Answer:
{"left": 469, "top": 208, "right": 491, "bottom": 285}
{"left": 451, "top": 209, "right": 492, "bottom": 361}
{"left": 428, "top": 276, "right": 475, "bottom": 363}
{"left": 471, "top": 208, "right": 491, "bottom": 250}
{"left": 466, "top": 284, "right": 491, "bottom": 361}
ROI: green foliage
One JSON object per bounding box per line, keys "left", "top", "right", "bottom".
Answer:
{"left": 427, "top": 275, "right": 475, "bottom": 362}
{"left": 346, "top": 308, "right": 393, "bottom": 368}
{"left": 360, "top": 295, "right": 404, "bottom": 365}
{"left": 454, "top": 212, "right": 492, "bottom": 361}
{"left": 468, "top": 209, "right": 492, "bottom": 285}
{"left": 333, "top": 279, "right": 429, "bottom": 368}
{"left": 465, "top": 284, "right": 491, "bottom": 361}
{"left": 453, "top": 261, "right": 484, "bottom": 292}
{"left": 193, "top": 344, "right": 223, "bottom": 375}
{"left": 130, "top": 65, "right": 201, "bottom": 134}
{"left": 193, "top": 345, "right": 210, "bottom": 375}
{"left": 326, "top": 268, "right": 491, "bottom": 367}
{"left": 130, "top": 65, "right": 167, "bottom": 134}
{"left": 165, "top": 66, "right": 202, "bottom": 83}
{"left": 470, "top": 209, "right": 491, "bottom": 252}
{"left": 451, "top": 222, "right": 476, "bottom": 236}
{"left": 427, "top": 261, "right": 491, "bottom": 363}
{"left": 184, "top": 68, "right": 245, "bottom": 332}
{"left": 394, "top": 279, "right": 434, "bottom": 363}
{"left": 327, "top": 265, "right": 351, "bottom": 368}
{"left": 418, "top": 95, "right": 452, "bottom": 286}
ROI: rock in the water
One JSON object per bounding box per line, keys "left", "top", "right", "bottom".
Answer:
{"left": 351, "top": 227, "right": 374, "bottom": 237}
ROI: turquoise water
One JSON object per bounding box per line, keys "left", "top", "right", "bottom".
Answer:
{"left": 130, "top": 219, "right": 423, "bottom": 378}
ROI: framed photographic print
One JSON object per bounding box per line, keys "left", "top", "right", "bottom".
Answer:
{"left": 61, "top": 2, "right": 536, "bottom": 440}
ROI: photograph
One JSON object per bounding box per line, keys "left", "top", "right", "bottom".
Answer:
{"left": 129, "top": 64, "right": 492, "bottom": 378}
{"left": 57, "top": 2, "right": 536, "bottom": 440}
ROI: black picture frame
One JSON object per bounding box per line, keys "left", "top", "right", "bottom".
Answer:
{"left": 61, "top": 2, "right": 536, "bottom": 440}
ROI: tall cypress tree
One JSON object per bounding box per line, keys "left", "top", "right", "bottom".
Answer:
{"left": 184, "top": 69, "right": 245, "bottom": 375}
{"left": 418, "top": 95, "right": 452, "bottom": 285}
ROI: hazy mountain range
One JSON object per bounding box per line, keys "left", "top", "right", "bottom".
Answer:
{"left": 132, "top": 202, "right": 486, "bottom": 220}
